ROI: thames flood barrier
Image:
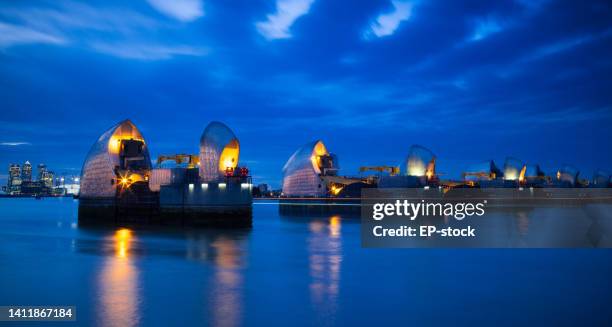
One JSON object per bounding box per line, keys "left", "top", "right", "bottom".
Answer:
{"left": 78, "top": 120, "right": 252, "bottom": 227}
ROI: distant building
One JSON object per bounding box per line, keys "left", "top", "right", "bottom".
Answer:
{"left": 20, "top": 181, "right": 46, "bottom": 196}
{"left": 252, "top": 183, "right": 270, "bottom": 197}
{"left": 592, "top": 170, "right": 611, "bottom": 188}
{"left": 8, "top": 164, "right": 22, "bottom": 195}
{"left": 257, "top": 184, "right": 269, "bottom": 193}
{"left": 43, "top": 171, "right": 55, "bottom": 188}
{"left": 37, "top": 164, "right": 46, "bottom": 180}
{"left": 55, "top": 183, "right": 80, "bottom": 196}
{"left": 21, "top": 161, "right": 32, "bottom": 182}
{"left": 37, "top": 164, "right": 55, "bottom": 188}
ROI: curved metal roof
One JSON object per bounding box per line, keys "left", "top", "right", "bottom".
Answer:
{"left": 503, "top": 157, "right": 525, "bottom": 181}
{"left": 80, "top": 119, "right": 151, "bottom": 198}
{"left": 199, "top": 121, "right": 240, "bottom": 182}
{"left": 282, "top": 140, "right": 330, "bottom": 197}
{"left": 405, "top": 145, "right": 435, "bottom": 177}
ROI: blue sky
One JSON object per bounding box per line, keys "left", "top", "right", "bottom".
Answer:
{"left": 1, "top": 0, "right": 611, "bottom": 188}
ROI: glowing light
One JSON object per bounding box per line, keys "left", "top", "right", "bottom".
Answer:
{"left": 115, "top": 228, "right": 133, "bottom": 259}
{"left": 310, "top": 141, "right": 330, "bottom": 174}
{"left": 201, "top": 183, "right": 208, "bottom": 189}
{"left": 189, "top": 183, "right": 194, "bottom": 191}
{"left": 329, "top": 215, "right": 341, "bottom": 238}
{"left": 330, "top": 185, "right": 342, "bottom": 196}
{"left": 505, "top": 171, "right": 518, "bottom": 181}
{"left": 108, "top": 129, "right": 144, "bottom": 154}
{"left": 241, "top": 183, "right": 251, "bottom": 190}
{"left": 313, "top": 141, "right": 328, "bottom": 156}
{"left": 109, "top": 137, "right": 122, "bottom": 153}
{"left": 218, "top": 139, "right": 239, "bottom": 173}
{"left": 219, "top": 183, "right": 226, "bottom": 189}
{"left": 519, "top": 166, "right": 526, "bottom": 182}
{"left": 407, "top": 160, "right": 426, "bottom": 176}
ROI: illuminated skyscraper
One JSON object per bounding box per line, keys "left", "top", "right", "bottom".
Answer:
{"left": 21, "top": 161, "right": 32, "bottom": 182}
{"left": 37, "top": 164, "right": 46, "bottom": 181}
{"left": 38, "top": 164, "right": 54, "bottom": 188}
{"left": 8, "top": 164, "right": 22, "bottom": 194}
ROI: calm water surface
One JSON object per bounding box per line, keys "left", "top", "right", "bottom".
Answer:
{"left": 1, "top": 198, "right": 611, "bottom": 326}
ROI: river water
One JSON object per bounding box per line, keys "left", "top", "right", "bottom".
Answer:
{"left": 0, "top": 198, "right": 611, "bottom": 326}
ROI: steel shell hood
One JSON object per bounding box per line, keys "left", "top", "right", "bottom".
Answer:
{"left": 80, "top": 120, "right": 151, "bottom": 198}
{"left": 282, "top": 140, "right": 329, "bottom": 197}
{"left": 503, "top": 157, "right": 526, "bottom": 181}
{"left": 199, "top": 121, "right": 240, "bottom": 182}
{"left": 557, "top": 165, "right": 579, "bottom": 185}
{"left": 406, "top": 145, "right": 435, "bottom": 177}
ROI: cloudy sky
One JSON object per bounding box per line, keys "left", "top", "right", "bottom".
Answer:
{"left": 1, "top": 0, "right": 611, "bottom": 187}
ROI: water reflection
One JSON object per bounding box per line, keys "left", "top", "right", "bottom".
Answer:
{"left": 308, "top": 215, "right": 343, "bottom": 324}
{"left": 97, "top": 228, "right": 140, "bottom": 327}
{"left": 208, "top": 237, "right": 245, "bottom": 327}
{"left": 77, "top": 227, "right": 250, "bottom": 327}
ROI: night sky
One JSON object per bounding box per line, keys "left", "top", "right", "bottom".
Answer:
{"left": 1, "top": 0, "right": 611, "bottom": 188}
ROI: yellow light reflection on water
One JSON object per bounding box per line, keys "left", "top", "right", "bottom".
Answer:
{"left": 115, "top": 228, "right": 132, "bottom": 259}
{"left": 98, "top": 228, "right": 140, "bottom": 327}
{"left": 329, "top": 216, "right": 341, "bottom": 238}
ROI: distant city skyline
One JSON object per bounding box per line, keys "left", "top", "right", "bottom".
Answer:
{"left": 2, "top": 160, "right": 80, "bottom": 196}
{"left": 1, "top": 0, "right": 611, "bottom": 188}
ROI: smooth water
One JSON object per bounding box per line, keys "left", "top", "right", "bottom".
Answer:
{"left": 0, "top": 198, "right": 611, "bottom": 326}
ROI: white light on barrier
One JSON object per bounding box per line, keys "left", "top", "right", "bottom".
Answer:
{"left": 241, "top": 183, "right": 251, "bottom": 190}
{"left": 218, "top": 183, "right": 226, "bottom": 189}
{"left": 201, "top": 183, "right": 208, "bottom": 189}
{"left": 189, "top": 183, "right": 194, "bottom": 191}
